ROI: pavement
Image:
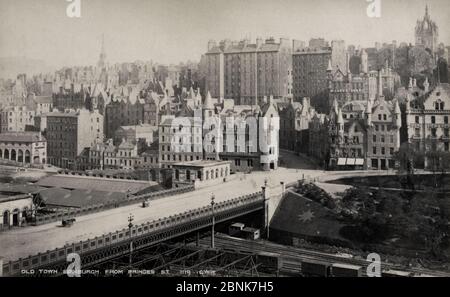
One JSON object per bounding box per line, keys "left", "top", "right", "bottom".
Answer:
{"left": 0, "top": 151, "right": 399, "bottom": 262}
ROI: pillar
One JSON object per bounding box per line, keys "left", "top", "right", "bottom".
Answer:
{"left": 9, "top": 212, "right": 13, "bottom": 227}
{"left": 262, "top": 185, "right": 270, "bottom": 239}
{"left": 18, "top": 211, "right": 22, "bottom": 227}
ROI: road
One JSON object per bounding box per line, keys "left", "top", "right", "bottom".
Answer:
{"left": 0, "top": 151, "right": 398, "bottom": 262}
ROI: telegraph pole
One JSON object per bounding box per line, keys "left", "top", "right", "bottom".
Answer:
{"left": 128, "top": 214, "right": 134, "bottom": 267}
{"left": 210, "top": 194, "right": 215, "bottom": 249}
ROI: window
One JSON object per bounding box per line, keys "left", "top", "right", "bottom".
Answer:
{"left": 373, "top": 147, "right": 377, "bottom": 154}
{"left": 431, "top": 116, "right": 436, "bottom": 124}
{"left": 383, "top": 114, "right": 387, "bottom": 121}
{"left": 390, "top": 148, "right": 394, "bottom": 155}
{"left": 445, "top": 116, "right": 448, "bottom": 124}
{"left": 390, "top": 135, "right": 394, "bottom": 143}
{"left": 415, "top": 116, "right": 420, "bottom": 124}
{"left": 415, "top": 128, "right": 420, "bottom": 137}
{"left": 381, "top": 147, "right": 385, "bottom": 155}
{"left": 381, "top": 135, "right": 385, "bottom": 143}
{"left": 373, "top": 135, "right": 376, "bottom": 142}
{"left": 431, "top": 128, "right": 437, "bottom": 137}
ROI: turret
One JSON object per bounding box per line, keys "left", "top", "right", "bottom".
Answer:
{"left": 424, "top": 77, "right": 430, "bottom": 92}
{"left": 405, "top": 92, "right": 412, "bottom": 114}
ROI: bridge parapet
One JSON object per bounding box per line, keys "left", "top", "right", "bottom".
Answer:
{"left": 2, "top": 191, "right": 263, "bottom": 276}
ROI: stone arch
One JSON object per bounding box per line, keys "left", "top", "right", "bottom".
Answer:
{"left": 4, "top": 149, "right": 9, "bottom": 160}
{"left": 12, "top": 208, "right": 20, "bottom": 226}
{"left": 25, "top": 150, "right": 31, "bottom": 163}
{"left": 10, "top": 149, "right": 17, "bottom": 161}
{"left": 2, "top": 210, "right": 10, "bottom": 227}
{"left": 18, "top": 149, "right": 24, "bottom": 163}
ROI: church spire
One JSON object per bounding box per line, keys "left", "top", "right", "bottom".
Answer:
{"left": 98, "top": 34, "right": 107, "bottom": 69}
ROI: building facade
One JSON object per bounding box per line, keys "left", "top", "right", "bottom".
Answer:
{"left": 0, "top": 132, "right": 47, "bottom": 165}
{"left": 201, "top": 38, "right": 292, "bottom": 105}
{"left": 46, "top": 109, "right": 104, "bottom": 169}
{"left": 292, "top": 48, "right": 332, "bottom": 109}
{"left": 405, "top": 83, "right": 450, "bottom": 168}
{"left": 415, "top": 5, "right": 439, "bottom": 53}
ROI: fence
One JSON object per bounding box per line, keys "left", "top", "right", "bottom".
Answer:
{"left": 33, "top": 185, "right": 195, "bottom": 226}
{"left": 2, "top": 190, "right": 263, "bottom": 276}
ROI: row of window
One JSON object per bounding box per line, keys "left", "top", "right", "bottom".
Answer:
{"left": 415, "top": 115, "right": 449, "bottom": 124}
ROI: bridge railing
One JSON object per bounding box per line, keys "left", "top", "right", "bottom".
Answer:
{"left": 2, "top": 190, "right": 263, "bottom": 276}
{"left": 33, "top": 185, "right": 195, "bottom": 226}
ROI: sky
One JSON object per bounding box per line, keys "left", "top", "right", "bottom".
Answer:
{"left": 0, "top": 0, "right": 449, "bottom": 69}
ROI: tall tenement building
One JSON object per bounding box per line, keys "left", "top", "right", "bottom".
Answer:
{"left": 292, "top": 47, "right": 332, "bottom": 109}
{"left": 200, "top": 38, "right": 292, "bottom": 106}
{"left": 46, "top": 109, "right": 104, "bottom": 169}
{"left": 415, "top": 5, "right": 439, "bottom": 53}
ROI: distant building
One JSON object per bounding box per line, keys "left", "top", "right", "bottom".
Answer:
{"left": 46, "top": 109, "right": 103, "bottom": 169}
{"left": 292, "top": 47, "right": 332, "bottom": 109}
{"left": 0, "top": 106, "right": 35, "bottom": 132}
{"left": 415, "top": 5, "right": 439, "bottom": 53}
{"left": 331, "top": 40, "right": 348, "bottom": 74}
{"left": 114, "top": 123, "right": 158, "bottom": 146}
{"left": 201, "top": 37, "right": 292, "bottom": 105}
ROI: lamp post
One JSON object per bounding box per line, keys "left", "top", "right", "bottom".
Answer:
{"left": 210, "top": 194, "right": 215, "bottom": 249}
{"left": 128, "top": 214, "right": 134, "bottom": 267}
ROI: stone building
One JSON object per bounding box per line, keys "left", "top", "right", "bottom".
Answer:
{"left": 171, "top": 160, "right": 231, "bottom": 188}
{"left": 326, "top": 74, "right": 402, "bottom": 170}
{"left": 292, "top": 47, "right": 332, "bottom": 110}
{"left": 415, "top": 5, "right": 439, "bottom": 54}
{"left": 0, "top": 105, "right": 35, "bottom": 132}
{"left": 158, "top": 115, "right": 203, "bottom": 169}
{"left": 201, "top": 37, "right": 292, "bottom": 105}
{"left": 0, "top": 132, "right": 47, "bottom": 165}
{"left": 405, "top": 82, "right": 450, "bottom": 168}
{"left": 0, "top": 194, "right": 33, "bottom": 229}
{"left": 279, "top": 97, "right": 316, "bottom": 152}
{"left": 46, "top": 109, "right": 103, "bottom": 169}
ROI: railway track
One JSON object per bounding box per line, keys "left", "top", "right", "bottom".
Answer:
{"left": 196, "top": 233, "right": 450, "bottom": 277}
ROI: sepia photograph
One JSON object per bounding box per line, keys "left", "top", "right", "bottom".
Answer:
{"left": 0, "top": 0, "right": 450, "bottom": 294}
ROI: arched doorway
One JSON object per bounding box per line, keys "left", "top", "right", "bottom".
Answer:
{"left": 18, "top": 150, "right": 24, "bottom": 163}
{"left": 22, "top": 207, "right": 28, "bottom": 222}
{"left": 10, "top": 149, "right": 17, "bottom": 161}
{"left": 4, "top": 149, "right": 9, "bottom": 160}
{"left": 3, "top": 210, "right": 10, "bottom": 227}
{"left": 12, "top": 209, "right": 20, "bottom": 226}
{"left": 33, "top": 156, "right": 40, "bottom": 164}
{"left": 25, "top": 150, "right": 31, "bottom": 163}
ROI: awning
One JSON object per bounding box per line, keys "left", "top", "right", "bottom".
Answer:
{"left": 355, "top": 158, "right": 365, "bottom": 165}
{"left": 337, "top": 158, "right": 346, "bottom": 166}
{"left": 346, "top": 158, "right": 356, "bottom": 165}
